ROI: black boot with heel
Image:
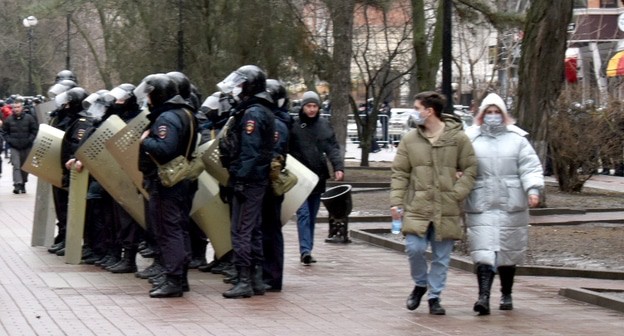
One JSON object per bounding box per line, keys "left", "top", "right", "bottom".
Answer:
{"left": 473, "top": 263, "right": 495, "bottom": 315}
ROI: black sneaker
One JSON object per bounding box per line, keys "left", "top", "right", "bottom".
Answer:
{"left": 301, "top": 253, "right": 312, "bottom": 266}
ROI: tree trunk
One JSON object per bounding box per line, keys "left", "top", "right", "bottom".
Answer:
{"left": 515, "top": 1, "right": 573, "bottom": 141}
{"left": 325, "top": 0, "right": 355, "bottom": 160}
{"left": 515, "top": 0, "right": 573, "bottom": 192}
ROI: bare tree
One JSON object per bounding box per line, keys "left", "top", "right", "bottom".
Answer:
{"left": 351, "top": 1, "right": 415, "bottom": 166}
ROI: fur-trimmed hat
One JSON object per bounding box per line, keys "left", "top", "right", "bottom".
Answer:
{"left": 301, "top": 91, "right": 321, "bottom": 107}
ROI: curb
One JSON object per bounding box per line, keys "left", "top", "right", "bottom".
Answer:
{"left": 350, "top": 228, "right": 624, "bottom": 280}
{"left": 559, "top": 287, "right": 624, "bottom": 313}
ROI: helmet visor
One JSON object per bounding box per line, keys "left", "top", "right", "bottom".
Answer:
{"left": 133, "top": 81, "right": 155, "bottom": 106}
{"left": 201, "top": 95, "right": 221, "bottom": 111}
{"left": 82, "top": 92, "right": 101, "bottom": 110}
{"left": 54, "top": 91, "right": 70, "bottom": 108}
{"left": 87, "top": 103, "right": 107, "bottom": 119}
{"left": 217, "top": 71, "right": 246, "bottom": 94}
{"left": 108, "top": 86, "right": 132, "bottom": 103}
{"left": 48, "top": 83, "right": 72, "bottom": 99}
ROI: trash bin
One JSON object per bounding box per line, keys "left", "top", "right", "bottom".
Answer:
{"left": 320, "top": 184, "right": 352, "bottom": 243}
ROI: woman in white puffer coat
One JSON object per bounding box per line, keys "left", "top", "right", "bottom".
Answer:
{"left": 464, "top": 93, "right": 544, "bottom": 316}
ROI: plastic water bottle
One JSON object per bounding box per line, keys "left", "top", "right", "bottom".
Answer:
{"left": 391, "top": 208, "right": 402, "bottom": 234}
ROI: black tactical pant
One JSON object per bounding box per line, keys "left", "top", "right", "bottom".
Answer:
{"left": 231, "top": 181, "right": 267, "bottom": 268}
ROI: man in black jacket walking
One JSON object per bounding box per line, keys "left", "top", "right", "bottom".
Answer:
{"left": 289, "top": 91, "right": 344, "bottom": 265}
{"left": 2, "top": 97, "right": 38, "bottom": 194}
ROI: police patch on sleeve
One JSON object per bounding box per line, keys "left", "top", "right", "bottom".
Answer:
{"left": 245, "top": 120, "right": 256, "bottom": 134}
{"left": 157, "top": 125, "right": 168, "bottom": 139}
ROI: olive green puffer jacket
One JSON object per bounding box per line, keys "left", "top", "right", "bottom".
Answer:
{"left": 390, "top": 114, "right": 477, "bottom": 240}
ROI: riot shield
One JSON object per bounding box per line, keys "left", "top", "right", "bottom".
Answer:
{"left": 281, "top": 155, "right": 319, "bottom": 225}
{"left": 104, "top": 110, "right": 150, "bottom": 194}
{"left": 201, "top": 117, "right": 233, "bottom": 185}
{"left": 22, "top": 124, "right": 64, "bottom": 188}
{"left": 34, "top": 101, "right": 56, "bottom": 124}
{"left": 65, "top": 166, "right": 89, "bottom": 264}
{"left": 75, "top": 115, "right": 146, "bottom": 228}
{"left": 190, "top": 172, "right": 232, "bottom": 259}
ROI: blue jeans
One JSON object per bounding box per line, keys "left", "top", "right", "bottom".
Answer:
{"left": 296, "top": 193, "right": 321, "bottom": 255}
{"left": 405, "top": 224, "right": 454, "bottom": 300}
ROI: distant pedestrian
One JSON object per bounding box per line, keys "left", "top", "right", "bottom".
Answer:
{"left": 2, "top": 97, "right": 38, "bottom": 194}
{"left": 464, "top": 93, "right": 544, "bottom": 315}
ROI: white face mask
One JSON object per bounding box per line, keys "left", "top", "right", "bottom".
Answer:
{"left": 410, "top": 109, "right": 427, "bottom": 126}
{"left": 483, "top": 114, "right": 503, "bottom": 126}
{"left": 232, "top": 86, "right": 242, "bottom": 98}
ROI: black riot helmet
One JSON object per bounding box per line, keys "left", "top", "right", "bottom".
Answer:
{"left": 133, "top": 73, "right": 178, "bottom": 109}
{"left": 55, "top": 87, "right": 89, "bottom": 115}
{"left": 217, "top": 65, "right": 267, "bottom": 100}
{"left": 166, "top": 71, "right": 191, "bottom": 99}
{"left": 266, "top": 79, "right": 289, "bottom": 109}
{"left": 55, "top": 70, "right": 77, "bottom": 84}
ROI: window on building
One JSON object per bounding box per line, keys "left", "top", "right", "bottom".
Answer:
{"left": 600, "top": 0, "right": 618, "bottom": 8}
{"left": 573, "top": 0, "right": 587, "bottom": 8}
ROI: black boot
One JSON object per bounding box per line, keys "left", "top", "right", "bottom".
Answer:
{"left": 473, "top": 264, "right": 495, "bottom": 315}
{"left": 428, "top": 298, "right": 446, "bottom": 315}
{"left": 406, "top": 285, "right": 427, "bottom": 311}
{"left": 107, "top": 249, "right": 138, "bottom": 273}
{"left": 149, "top": 274, "right": 184, "bottom": 298}
{"left": 499, "top": 265, "right": 516, "bottom": 310}
{"left": 223, "top": 266, "right": 253, "bottom": 299}
{"left": 48, "top": 241, "right": 65, "bottom": 254}
{"left": 222, "top": 265, "right": 238, "bottom": 284}
{"left": 251, "top": 265, "right": 266, "bottom": 296}
{"left": 135, "top": 259, "right": 165, "bottom": 279}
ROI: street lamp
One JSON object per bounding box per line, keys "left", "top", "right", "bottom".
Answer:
{"left": 23, "top": 15, "right": 38, "bottom": 96}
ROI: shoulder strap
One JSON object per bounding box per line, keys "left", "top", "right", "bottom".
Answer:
{"left": 180, "top": 108, "right": 194, "bottom": 159}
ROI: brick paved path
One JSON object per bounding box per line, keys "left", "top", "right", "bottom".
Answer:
{"left": 0, "top": 164, "right": 623, "bottom": 335}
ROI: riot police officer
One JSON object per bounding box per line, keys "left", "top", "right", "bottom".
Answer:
{"left": 166, "top": 71, "right": 209, "bottom": 270}
{"left": 48, "top": 87, "right": 90, "bottom": 256}
{"left": 261, "top": 79, "right": 293, "bottom": 292}
{"left": 99, "top": 83, "right": 146, "bottom": 274}
{"left": 46, "top": 73, "right": 79, "bottom": 255}
{"left": 135, "top": 73, "right": 198, "bottom": 298}
{"left": 218, "top": 65, "right": 275, "bottom": 299}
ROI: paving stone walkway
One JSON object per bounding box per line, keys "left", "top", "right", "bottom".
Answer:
{"left": 1, "top": 160, "right": 623, "bottom": 335}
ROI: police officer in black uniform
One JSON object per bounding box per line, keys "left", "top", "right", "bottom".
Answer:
{"left": 46, "top": 76, "right": 78, "bottom": 255}
{"left": 135, "top": 74, "right": 198, "bottom": 298}
{"left": 261, "top": 79, "right": 293, "bottom": 292}
{"left": 166, "top": 71, "right": 209, "bottom": 270}
{"left": 98, "top": 84, "right": 146, "bottom": 274}
{"left": 218, "top": 65, "right": 275, "bottom": 299}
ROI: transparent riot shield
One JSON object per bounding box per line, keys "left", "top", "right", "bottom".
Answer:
{"left": 34, "top": 101, "right": 56, "bottom": 124}
{"left": 75, "top": 115, "right": 146, "bottom": 228}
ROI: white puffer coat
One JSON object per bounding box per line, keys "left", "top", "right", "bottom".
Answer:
{"left": 464, "top": 124, "right": 544, "bottom": 266}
